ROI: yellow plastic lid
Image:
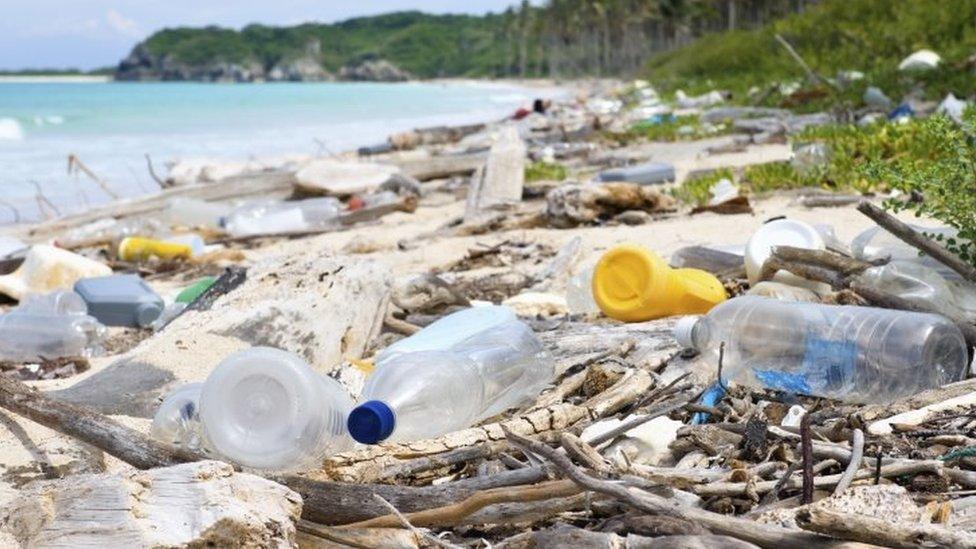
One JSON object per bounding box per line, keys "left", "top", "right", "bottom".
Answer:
{"left": 591, "top": 244, "right": 667, "bottom": 322}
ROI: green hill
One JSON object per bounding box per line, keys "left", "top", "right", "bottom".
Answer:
{"left": 645, "top": 0, "right": 976, "bottom": 101}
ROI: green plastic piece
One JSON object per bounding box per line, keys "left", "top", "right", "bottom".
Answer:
{"left": 175, "top": 276, "right": 217, "bottom": 304}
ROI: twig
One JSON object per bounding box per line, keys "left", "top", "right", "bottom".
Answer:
{"left": 0, "top": 198, "right": 21, "bottom": 224}
{"left": 583, "top": 395, "right": 693, "bottom": 447}
{"left": 875, "top": 448, "right": 883, "bottom": 485}
{"left": 504, "top": 428, "right": 834, "bottom": 548}
{"left": 832, "top": 429, "right": 864, "bottom": 496}
{"left": 717, "top": 341, "right": 729, "bottom": 393}
{"left": 348, "top": 480, "right": 581, "bottom": 530}
{"left": 758, "top": 461, "right": 799, "bottom": 507}
{"left": 67, "top": 153, "right": 120, "bottom": 199}
{"left": 800, "top": 413, "right": 814, "bottom": 504}
{"left": 857, "top": 200, "right": 976, "bottom": 284}
{"left": 296, "top": 520, "right": 376, "bottom": 549}
{"left": 384, "top": 313, "right": 422, "bottom": 336}
{"left": 371, "top": 494, "right": 462, "bottom": 549}
{"left": 31, "top": 181, "right": 60, "bottom": 219}
{"left": 144, "top": 154, "right": 166, "bottom": 188}
{"left": 774, "top": 33, "right": 837, "bottom": 91}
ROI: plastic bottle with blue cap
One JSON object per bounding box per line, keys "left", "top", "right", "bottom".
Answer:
{"left": 674, "top": 296, "right": 968, "bottom": 404}
{"left": 348, "top": 318, "right": 553, "bottom": 444}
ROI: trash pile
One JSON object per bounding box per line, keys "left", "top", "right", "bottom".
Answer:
{"left": 1, "top": 78, "right": 976, "bottom": 549}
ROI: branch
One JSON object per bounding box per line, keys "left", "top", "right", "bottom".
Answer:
{"left": 774, "top": 34, "right": 837, "bottom": 91}
{"left": 857, "top": 200, "right": 976, "bottom": 284}
{"left": 832, "top": 428, "right": 864, "bottom": 496}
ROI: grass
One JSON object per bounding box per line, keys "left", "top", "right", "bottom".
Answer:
{"left": 525, "top": 161, "right": 567, "bottom": 183}
{"left": 604, "top": 114, "right": 732, "bottom": 146}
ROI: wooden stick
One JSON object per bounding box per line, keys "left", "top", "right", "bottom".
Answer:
{"left": 504, "top": 428, "right": 835, "bottom": 549}
{"left": 832, "top": 429, "right": 864, "bottom": 496}
{"left": 800, "top": 414, "right": 814, "bottom": 504}
{"left": 774, "top": 34, "right": 837, "bottom": 91}
{"left": 68, "top": 153, "right": 120, "bottom": 199}
{"left": 345, "top": 479, "right": 581, "bottom": 529}
{"left": 796, "top": 506, "right": 976, "bottom": 548}
{"left": 857, "top": 200, "right": 976, "bottom": 284}
{"left": 371, "top": 494, "right": 462, "bottom": 549}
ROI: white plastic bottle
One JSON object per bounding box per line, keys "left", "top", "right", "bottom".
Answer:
{"left": 856, "top": 260, "right": 976, "bottom": 323}
{"left": 196, "top": 347, "right": 354, "bottom": 470}
{"left": 673, "top": 296, "right": 968, "bottom": 404}
{"left": 374, "top": 305, "right": 517, "bottom": 365}
{"left": 0, "top": 291, "right": 104, "bottom": 362}
{"left": 348, "top": 319, "right": 553, "bottom": 444}
{"left": 223, "top": 197, "right": 342, "bottom": 237}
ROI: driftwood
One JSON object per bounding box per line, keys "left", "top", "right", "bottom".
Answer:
{"left": 796, "top": 506, "right": 976, "bottom": 548}
{"left": 857, "top": 200, "right": 976, "bottom": 284}
{"left": 499, "top": 525, "right": 761, "bottom": 549}
{"left": 389, "top": 152, "right": 486, "bottom": 181}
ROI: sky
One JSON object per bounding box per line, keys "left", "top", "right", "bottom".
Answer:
{"left": 1, "top": 1, "right": 525, "bottom": 71}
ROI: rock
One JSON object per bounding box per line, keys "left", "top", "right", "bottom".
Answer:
{"left": 339, "top": 59, "right": 411, "bottom": 82}
{"left": 614, "top": 210, "right": 653, "bottom": 225}
{"left": 51, "top": 253, "right": 391, "bottom": 417}
{"left": 1, "top": 460, "right": 301, "bottom": 547}
{"left": 546, "top": 182, "right": 676, "bottom": 228}
{"left": 267, "top": 57, "right": 331, "bottom": 82}
{"left": 392, "top": 273, "right": 469, "bottom": 314}
{"left": 582, "top": 415, "right": 683, "bottom": 466}
{"left": 465, "top": 125, "right": 526, "bottom": 222}
{"left": 899, "top": 49, "right": 941, "bottom": 71}
{"left": 294, "top": 160, "right": 401, "bottom": 197}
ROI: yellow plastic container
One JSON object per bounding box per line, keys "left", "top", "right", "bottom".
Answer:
{"left": 592, "top": 244, "right": 727, "bottom": 322}
{"left": 118, "top": 237, "right": 192, "bottom": 262}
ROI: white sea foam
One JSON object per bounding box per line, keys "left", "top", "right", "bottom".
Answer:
{"left": 0, "top": 118, "right": 24, "bottom": 141}
{"left": 32, "top": 115, "right": 64, "bottom": 126}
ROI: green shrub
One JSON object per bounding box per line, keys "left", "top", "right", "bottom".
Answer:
{"left": 605, "top": 114, "right": 730, "bottom": 145}
{"left": 672, "top": 168, "right": 734, "bottom": 206}
{"left": 525, "top": 161, "right": 567, "bottom": 182}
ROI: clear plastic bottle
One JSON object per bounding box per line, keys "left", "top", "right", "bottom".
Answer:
{"left": 0, "top": 297, "right": 104, "bottom": 362}
{"left": 197, "top": 347, "right": 354, "bottom": 470}
{"left": 852, "top": 225, "right": 963, "bottom": 279}
{"left": 856, "top": 261, "right": 976, "bottom": 324}
{"left": 348, "top": 319, "right": 553, "bottom": 444}
{"left": 151, "top": 383, "right": 207, "bottom": 452}
{"left": 673, "top": 296, "right": 968, "bottom": 404}
{"left": 374, "top": 305, "right": 517, "bottom": 365}
{"left": 566, "top": 262, "right": 600, "bottom": 316}
{"left": 223, "top": 197, "right": 342, "bottom": 237}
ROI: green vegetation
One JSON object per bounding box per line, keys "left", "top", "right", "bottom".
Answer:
{"left": 645, "top": 0, "right": 976, "bottom": 103}
{"left": 606, "top": 114, "right": 732, "bottom": 145}
{"left": 672, "top": 168, "right": 733, "bottom": 206}
{"left": 525, "top": 161, "right": 567, "bottom": 182}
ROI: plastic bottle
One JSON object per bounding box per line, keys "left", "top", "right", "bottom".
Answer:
{"left": 175, "top": 276, "right": 217, "bottom": 304}
{"left": 746, "top": 281, "right": 820, "bottom": 303}
{"left": 670, "top": 245, "right": 744, "bottom": 273}
{"left": 197, "top": 347, "right": 354, "bottom": 470}
{"left": 0, "top": 292, "right": 104, "bottom": 362}
{"left": 595, "top": 162, "right": 675, "bottom": 186}
{"left": 0, "top": 245, "right": 113, "bottom": 301}
{"left": 348, "top": 319, "right": 553, "bottom": 444}
{"left": 151, "top": 383, "right": 207, "bottom": 452}
{"left": 56, "top": 218, "right": 165, "bottom": 249}
{"left": 118, "top": 237, "right": 193, "bottom": 262}
{"left": 851, "top": 225, "right": 963, "bottom": 280}
{"left": 745, "top": 218, "right": 829, "bottom": 293}
{"left": 223, "top": 197, "right": 342, "bottom": 238}
{"left": 591, "top": 244, "right": 727, "bottom": 322}
{"left": 856, "top": 261, "right": 976, "bottom": 324}
{"left": 673, "top": 296, "right": 968, "bottom": 404}
{"left": 165, "top": 197, "right": 231, "bottom": 231}
{"left": 74, "top": 274, "right": 165, "bottom": 328}
{"left": 566, "top": 262, "right": 600, "bottom": 316}
{"left": 374, "top": 305, "right": 517, "bottom": 365}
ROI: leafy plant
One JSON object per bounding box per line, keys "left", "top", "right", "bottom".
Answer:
{"left": 605, "top": 114, "right": 730, "bottom": 145}
{"left": 672, "top": 168, "right": 734, "bottom": 206}
{"left": 863, "top": 112, "right": 976, "bottom": 265}
{"left": 525, "top": 161, "right": 567, "bottom": 182}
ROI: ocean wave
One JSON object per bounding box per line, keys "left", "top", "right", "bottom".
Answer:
{"left": 0, "top": 118, "right": 24, "bottom": 141}
{"left": 32, "top": 115, "right": 64, "bottom": 126}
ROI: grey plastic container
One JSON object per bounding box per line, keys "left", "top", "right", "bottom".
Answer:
{"left": 595, "top": 162, "right": 675, "bottom": 185}
{"left": 74, "top": 274, "right": 164, "bottom": 328}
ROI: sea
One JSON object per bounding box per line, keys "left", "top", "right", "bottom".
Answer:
{"left": 0, "top": 80, "right": 559, "bottom": 224}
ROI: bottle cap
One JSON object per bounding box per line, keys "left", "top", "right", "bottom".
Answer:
{"left": 673, "top": 316, "right": 700, "bottom": 349}
{"left": 347, "top": 400, "right": 395, "bottom": 444}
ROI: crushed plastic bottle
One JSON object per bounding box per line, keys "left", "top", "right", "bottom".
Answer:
{"left": 151, "top": 383, "right": 207, "bottom": 452}
{"left": 595, "top": 162, "right": 675, "bottom": 186}
{"left": 791, "top": 143, "right": 830, "bottom": 175}
{"left": 852, "top": 225, "right": 965, "bottom": 280}
{"left": 348, "top": 319, "right": 553, "bottom": 444}
{"left": 165, "top": 197, "right": 232, "bottom": 231}
{"left": 0, "top": 291, "right": 104, "bottom": 362}
{"left": 856, "top": 260, "right": 976, "bottom": 324}
{"left": 673, "top": 296, "right": 968, "bottom": 404}
{"left": 592, "top": 244, "right": 727, "bottom": 322}
{"left": 224, "top": 197, "right": 342, "bottom": 237}
{"left": 196, "top": 347, "right": 354, "bottom": 470}
{"left": 566, "top": 261, "right": 600, "bottom": 316}
{"left": 55, "top": 217, "right": 165, "bottom": 249}
{"left": 373, "top": 305, "right": 517, "bottom": 365}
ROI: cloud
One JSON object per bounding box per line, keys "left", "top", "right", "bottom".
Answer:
{"left": 105, "top": 9, "right": 142, "bottom": 39}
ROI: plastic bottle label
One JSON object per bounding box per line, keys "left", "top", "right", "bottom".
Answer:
{"left": 754, "top": 336, "right": 857, "bottom": 396}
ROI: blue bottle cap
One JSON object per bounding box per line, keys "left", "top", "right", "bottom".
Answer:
{"left": 347, "top": 400, "right": 396, "bottom": 444}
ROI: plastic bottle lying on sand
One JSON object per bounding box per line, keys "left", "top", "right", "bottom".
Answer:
{"left": 118, "top": 236, "right": 194, "bottom": 262}
{"left": 348, "top": 319, "right": 553, "bottom": 444}
{"left": 592, "top": 244, "right": 727, "bottom": 322}
{"left": 74, "top": 274, "right": 165, "bottom": 328}
{"left": 151, "top": 383, "right": 206, "bottom": 452}
{"left": 166, "top": 197, "right": 232, "bottom": 231}
{"left": 192, "top": 347, "right": 355, "bottom": 470}
{"left": 223, "top": 197, "right": 342, "bottom": 237}
{"left": 373, "top": 305, "right": 517, "bottom": 365}
{"left": 0, "top": 291, "right": 104, "bottom": 362}
{"left": 594, "top": 162, "right": 675, "bottom": 186}
{"left": 673, "top": 296, "right": 968, "bottom": 404}
{"left": 852, "top": 225, "right": 964, "bottom": 279}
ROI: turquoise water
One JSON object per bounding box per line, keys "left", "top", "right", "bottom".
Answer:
{"left": 0, "top": 81, "right": 551, "bottom": 223}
